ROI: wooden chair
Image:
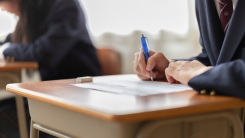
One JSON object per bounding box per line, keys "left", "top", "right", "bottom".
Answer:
{"left": 97, "top": 49, "right": 121, "bottom": 75}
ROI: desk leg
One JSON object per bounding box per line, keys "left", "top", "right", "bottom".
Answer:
{"left": 30, "top": 120, "right": 39, "bottom": 138}
{"left": 16, "top": 95, "right": 28, "bottom": 138}
{"left": 0, "top": 71, "right": 29, "bottom": 138}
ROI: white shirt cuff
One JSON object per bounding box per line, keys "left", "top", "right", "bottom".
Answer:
{"left": 0, "top": 42, "right": 11, "bottom": 61}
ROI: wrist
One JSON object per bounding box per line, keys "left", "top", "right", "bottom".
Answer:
{"left": 191, "top": 66, "right": 213, "bottom": 79}
{"left": 202, "top": 66, "right": 213, "bottom": 73}
{"left": 0, "top": 43, "right": 11, "bottom": 61}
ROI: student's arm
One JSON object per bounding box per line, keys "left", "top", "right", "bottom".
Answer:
{"left": 0, "top": 34, "right": 12, "bottom": 45}
{"left": 0, "top": 34, "right": 12, "bottom": 61}
{"left": 188, "top": 59, "right": 245, "bottom": 99}
{"left": 165, "top": 59, "right": 245, "bottom": 99}
{"left": 2, "top": 0, "right": 91, "bottom": 69}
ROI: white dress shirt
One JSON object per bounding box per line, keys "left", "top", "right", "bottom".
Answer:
{"left": 214, "top": 0, "right": 238, "bottom": 18}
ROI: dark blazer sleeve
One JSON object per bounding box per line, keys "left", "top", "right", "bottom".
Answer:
{"left": 188, "top": 59, "right": 245, "bottom": 99}
{"left": 0, "top": 34, "right": 12, "bottom": 45}
{"left": 3, "top": 0, "right": 88, "bottom": 70}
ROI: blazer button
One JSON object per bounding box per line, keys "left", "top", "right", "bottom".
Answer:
{"left": 200, "top": 89, "right": 207, "bottom": 94}
{"left": 6, "top": 56, "right": 10, "bottom": 62}
{"left": 210, "top": 90, "right": 216, "bottom": 96}
{"left": 10, "top": 57, "right": 15, "bottom": 62}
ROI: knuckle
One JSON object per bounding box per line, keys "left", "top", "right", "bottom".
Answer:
{"left": 136, "top": 73, "right": 142, "bottom": 78}
{"left": 155, "top": 52, "right": 162, "bottom": 55}
{"left": 155, "top": 52, "right": 163, "bottom": 58}
{"left": 136, "top": 66, "right": 141, "bottom": 73}
{"left": 134, "top": 52, "right": 139, "bottom": 57}
{"left": 165, "top": 68, "right": 170, "bottom": 73}
{"left": 137, "top": 73, "right": 147, "bottom": 80}
{"left": 169, "top": 62, "right": 174, "bottom": 67}
{"left": 183, "top": 61, "right": 190, "bottom": 64}
{"left": 135, "top": 69, "right": 140, "bottom": 75}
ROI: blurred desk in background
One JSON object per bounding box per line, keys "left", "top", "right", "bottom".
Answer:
{"left": 0, "top": 61, "right": 38, "bottom": 138}
{"left": 0, "top": 62, "right": 38, "bottom": 72}
{"left": 6, "top": 74, "right": 245, "bottom": 138}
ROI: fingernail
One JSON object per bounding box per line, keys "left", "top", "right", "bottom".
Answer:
{"left": 146, "top": 64, "right": 152, "bottom": 70}
{"left": 145, "top": 73, "right": 150, "bottom": 78}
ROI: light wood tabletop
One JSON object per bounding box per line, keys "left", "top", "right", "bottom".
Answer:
{"left": 0, "top": 62, "right": 38, "bottom": 71}
{"left": 6, "top": 74, "right": 245, "bottom": 122}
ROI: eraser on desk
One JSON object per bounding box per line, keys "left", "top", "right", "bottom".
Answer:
{"left": 76, "top": 77, "right": 93, "bottom": 83}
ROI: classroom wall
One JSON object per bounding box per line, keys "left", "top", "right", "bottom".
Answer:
{"left": 84, "top": 0, "right": 201, "bottom": 74}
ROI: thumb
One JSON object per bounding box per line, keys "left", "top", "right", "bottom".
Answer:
{"left": 146, "top": 52, "right": 164, "bottom": 71}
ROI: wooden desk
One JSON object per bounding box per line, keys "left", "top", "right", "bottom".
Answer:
{"left": 0, "top": 62, "right": 38, "bottom": 71}
{"left": 6, "top": 75, "right": 245, "bottom": 138}
{"left": 0, "top": 61, "right": 38, "bottom": 138}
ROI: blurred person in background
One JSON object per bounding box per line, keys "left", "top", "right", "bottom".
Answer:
{"left": 134, "top": 0, "right": 245, "bottom": 99}
{"left": 0, "top": 0, "right": 101, "bottom": 137}
{"left": 0, "top": 0, "right": 101, "bottom": 81}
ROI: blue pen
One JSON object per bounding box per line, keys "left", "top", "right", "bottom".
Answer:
{"left": 141, "top": 33, "right": 153, "bottom": 81}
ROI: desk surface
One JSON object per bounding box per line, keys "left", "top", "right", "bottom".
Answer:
{"left": 6, "top": 74, "right": 245, "bottom": 122}
{"left": 0, "top": 62, "right": 38, "bottom": 71}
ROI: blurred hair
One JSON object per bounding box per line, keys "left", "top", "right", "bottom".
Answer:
{"left": 0, "top": 0, "right": 55, "bottom": 43}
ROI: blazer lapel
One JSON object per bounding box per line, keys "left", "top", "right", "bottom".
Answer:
{"left": 217, "top": 0, "right": 245, "bottom": 64}
{"left": 202, "top": 0, "right": 225, "bottom": 65}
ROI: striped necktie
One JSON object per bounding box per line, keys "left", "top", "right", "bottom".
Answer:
{"left": 218, "top": 0, "right": 233, "bottom": 34}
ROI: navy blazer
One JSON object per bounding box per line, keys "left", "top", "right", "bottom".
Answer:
{"left": 2, "top": 0, "right": 101, "bottom": 80}
{"left": 187, "top": 0, "right": 245, "bottom": 99}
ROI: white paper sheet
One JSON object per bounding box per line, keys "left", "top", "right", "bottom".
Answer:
{"left": 72, "top": 80, "right": 192, "bottom": 96}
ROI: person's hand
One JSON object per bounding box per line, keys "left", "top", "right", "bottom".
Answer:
{"left": 165, "top": 60, "right": 213, "bottom": 85}
{"left": 134, "top": 48, "right": 169, "bottom": 80}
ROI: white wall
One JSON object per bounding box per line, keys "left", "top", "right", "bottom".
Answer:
{"left": 80, "top": 0, "right": 201, "bottom": 74}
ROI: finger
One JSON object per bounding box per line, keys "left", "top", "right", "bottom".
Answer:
{"left": 134, "top": 52, "right": 139, "bottom": 66}
{"left": 153, "top": 71, "right": 158, "bottom": 78}
{"left": 146, "top": 52, "right": 166, "bottom": 71}
{"left": 137, "top": 73, "right": 149, "bottom": 80}
{"left": 192, "top": 60, "right": 199, "bottom": 63}
{"left": 149, "top": 50, "right": 156, "bottom": 56}
{"left": 138, "top": 50, "right": 150, "bottom": 78}
{"left": 135, "top": 65, "right": 147, "bottom": 77}
{"left": 166, "top": 73, "right": 176, "bottom": 84}
{"left": 134, "top": 63, "right": 148, "bottom": 80}
{"left": 134, "top": 53, "right": 141, "bottom": 73}
{"left": 134, "top": 52, "right": 139, "bottom": 58}
{"left": 134, "top": 53, "right": 149, "bottom": 78}
{"left": 175, "top": 81, "right": 181, "bottom": 84}
{"left": 165, "top": 68, "right": 177, "bottom": 84}
{"left": 168, "top": 61, "right": 181, "bottom": 68}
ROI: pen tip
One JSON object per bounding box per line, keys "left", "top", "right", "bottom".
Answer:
{"left": 151, "top": 77, "right": 153, "bottom": 81}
